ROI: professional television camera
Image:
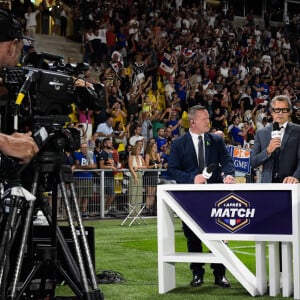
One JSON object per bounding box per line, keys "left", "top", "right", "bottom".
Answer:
{"left": 0, "top": 54, "right": 105, "bottom": 299}
{"left": 1, "top": 53, "right": 104, "bottom": 133}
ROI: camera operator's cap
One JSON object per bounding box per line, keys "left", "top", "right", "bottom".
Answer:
{"left": 0, "top": 9, "right": 33, "bottom": 42}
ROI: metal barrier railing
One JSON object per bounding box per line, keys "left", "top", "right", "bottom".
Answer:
{"left": 57, "top": 169, "right": 167, "bottom": 219}
{"left": 56, "top": 169, "right": 256, "bottom": 220}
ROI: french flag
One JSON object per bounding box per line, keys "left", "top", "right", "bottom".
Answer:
{"left": 159, "top": 52, "right": 174, "bottom": 76}
{"left": 182, "top": 47, "right": 195, "bottom": 58}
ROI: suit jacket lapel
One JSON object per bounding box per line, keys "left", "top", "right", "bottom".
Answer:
{"left": 266, "top": 126, "right": 272, "bottom": 146}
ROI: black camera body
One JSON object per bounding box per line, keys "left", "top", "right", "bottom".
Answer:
{"left": 1, "top": 55, "right": 104, "bottom": 151}
{"left": 2, "top": 67, "right": 73, "bottom": 116}
{"left": 2, "top": 66, "right": 103, "bottom": 116}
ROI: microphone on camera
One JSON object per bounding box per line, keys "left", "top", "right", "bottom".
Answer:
{"left": 14, "top": 70, "right": 39, "bottom": 130}
{"left": 271, "top": 122, "right": 282, "bottom": 139}
{"left": 202, "top": 163, "right": 216, "bottom": 179}
{"left": 15, "top": 70, "right": 38, "bottom": 106}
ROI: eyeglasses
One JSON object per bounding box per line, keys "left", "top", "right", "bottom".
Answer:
{"left": 272, "top": 107, "right": 290, "bottom": 113}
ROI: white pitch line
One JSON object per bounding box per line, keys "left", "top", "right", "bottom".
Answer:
{"left": 232, "top": 250, "right": 256, "bottom": 256}
{"left": 230, "top": 245, "right": 256, "bottom": 250}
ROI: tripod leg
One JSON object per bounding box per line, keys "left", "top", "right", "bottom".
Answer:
{"left": 40, "top": 194, "right": 82, "bottom": 285}
{"left": 58, "top": 173, "right": 90, "bottom": 294}
{"left": 69, "top": 181, "right": 98, "bottom": 289}
{"left": 14, "top": 261, "right": 43, "bottom": 298}
{"left": 60, "top": 165, "right": 103, "bottom": 299}
{"left": 8, "top": 171, "right": 39, "bottom": 299}
{"left": 0, "top": 196, "right": 20, "bottom": 297}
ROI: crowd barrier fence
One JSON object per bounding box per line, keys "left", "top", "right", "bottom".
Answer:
{"left": 55, "top": 169, "right": 255, "bottom": 220}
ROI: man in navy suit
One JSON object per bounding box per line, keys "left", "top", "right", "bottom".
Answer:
{"left": 251, "top": 95, "right": 300, "bottom": 184}
{"left": 168, "top": 105, "right": 235, "bottom": 288}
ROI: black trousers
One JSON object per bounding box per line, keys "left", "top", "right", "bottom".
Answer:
{"left": 182, "top": 222, "right": 226, "bottom": 276}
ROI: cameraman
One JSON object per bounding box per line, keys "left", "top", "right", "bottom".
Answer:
{"left": 0, "top": 9, "right": 39, "bottom": 163}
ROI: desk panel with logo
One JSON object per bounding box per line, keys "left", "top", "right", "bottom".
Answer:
{"left": 170, "top": 190, "right": 292, "bottom": 234}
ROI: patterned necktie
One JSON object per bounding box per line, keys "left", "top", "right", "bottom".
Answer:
{"left": 198, "top": 135, "right": 205, "bottom": 172}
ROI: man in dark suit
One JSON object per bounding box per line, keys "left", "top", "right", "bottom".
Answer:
{"left": 251, "top": 95, "right": 300, "bottom": 184}
{"left": 168, "top": 105, "right": 236, "bottom": 288}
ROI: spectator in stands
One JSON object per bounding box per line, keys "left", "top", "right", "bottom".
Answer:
{"left": 78, "top": 108, "right": 93, "bottom": 144}
{"left": 166, "top": 110, "right": 182, "bottom": 138}
{"left": 109, "top": 101, "right": 127, "bottom": 128}
{"left": 291, "top": 100, "right": 300, "bottom": 124}
{"left": 243, "top": 120, "right": 255, "bottom": 143}
{"left": 51, "top": 0, "right": 62, "bottom": 35}
{"left": 175, "top": 72, "right": 188, "bottom": 111}
{"left": 24, "top": 5, "right": 40, "bottom": 39}
{"left": 127, "top": 144, "right": 146, "bottom": 209}
{"left": 144, "top": 141, "right": 161, "bottom": 215}
{"left": 252, "top": 104, "right": 270, "bottom": 131}
{"left": 96, "top": 116, "right": 114, "bottom": 141}
{"left": 107, "top": 85, "right": 125, "bottom": 109}
{"left": 164, "top": 76, "right": 176, "bottom": 102}
{"left": 211, "top": 107, "right": 226, "bottom": 132}
{"left": 132, "top": 54, "right": 146, "bottom": 86}
{"left": 186, "top": 89, "right": 203, "bottom": 109}
{"left": 88, "top": 24, "right": 102, "bottom": 71}
{"left": 151, "top": 109, "right": 168, "bottom": 139}
{"left": 116, "top": 26, "right": 127, "bottom": 60}
{"left": 59, "top": 4, "right": 68, "bottom": 37}
{"left": 158, "top": 141, "right": 172, "bottom": 182}
{"left": 93, "top": 139, "right": 102, "bottom": 167}
{"left": 74, "top": 143, "right": 97, "bottom": 218}
{"left": 140, "top": 112, "right": 154, "bottom": 144}
{"left": 251, "top": 75, "right": 265, "bottom": 103}
{"left": 229, "top": 115, "right": 245, "bottom": 147}
{"left": 155, "top": 128, "right": 167, "bottom": 152}
{"left": 167, "top": 91, "right": 182, "bottom": 114}
{"left": 122, "top": 144, "right": 132, "bottom": 168}
{"left": 106, "top": 23, "right": 117, "bottom": 56}
{"left": 239, "top": 86, "right": 255, "bottom": 116}
{"left": 82, "top": 22, "right": 94, "bottom": 64}
{"left": 129, "top": 124, "right": 144, "bottom": 148}
{"left": 39, "top": 0, "right": 50, "bottom": 34}
{"left": 113, "top": 121, "right": 127, "bottom": 156}
{"left": 99, "top": 138, "right": 118, "bottom": 215}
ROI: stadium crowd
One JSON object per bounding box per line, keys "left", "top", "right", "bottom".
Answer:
{"left": 5, "top": 0, "right": 300, "bottom": 216}
{"left": 66, "top": 0, "right": 300, "bottom": 157}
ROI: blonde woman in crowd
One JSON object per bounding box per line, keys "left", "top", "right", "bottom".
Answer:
{"left": 144, "top": 141, "right": 162, "bottom": 215}
{"left": 128, "top": 144, "right": 146, "bottom": 210}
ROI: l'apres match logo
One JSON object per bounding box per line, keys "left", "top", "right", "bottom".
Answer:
{"left": 211, "top": 193, "right": 255, "bottom": 232}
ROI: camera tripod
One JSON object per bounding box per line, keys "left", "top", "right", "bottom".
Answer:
{"left": 0, "top": 150, "right": 104, "bottom": 300}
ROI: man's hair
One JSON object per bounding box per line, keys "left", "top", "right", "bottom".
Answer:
{"left": 270, "top": 95, "right": 292, "bottom": 111}
{"left": 232, "top": 115, "right": 240, "bottom": 123}
{"left": 188, "top": 105, "right": 206, "bottom": 121}
{"left": 103, "top": 137, "right": 111, "bottom": 144}
{"left": 95, "top": 139, "right": 102, "bottom": 148}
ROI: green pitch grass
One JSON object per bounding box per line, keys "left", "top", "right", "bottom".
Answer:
{"left": 56, "top": 218, "right": 292, "bottom": 299}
